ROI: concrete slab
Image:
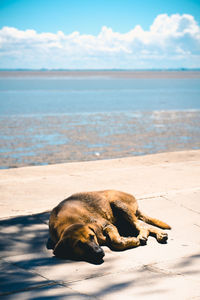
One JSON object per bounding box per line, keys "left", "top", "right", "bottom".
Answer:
{"left": 165, "top": 189, "right": 200, "bottom": 214}
{"left": 153, "top": 249, "right": 200, "bottom": 282}
{"left": 0, "top": 151, "right": 200, "bottom": 299}
{"left": 5, "top": 239, "right": 198, "bottom": 284}
{"left": 139, "top": 194, "right": 200, "bottom": 245}
{"left": 68, "top": 266, "right": 200, "bottom": 300}
{"left": 3, "top": 194, "right": 200, "bottom": 284}
{"left": 0, "top": 259, "right": 54, "bottom": 297}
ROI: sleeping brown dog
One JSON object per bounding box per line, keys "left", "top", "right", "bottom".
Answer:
{"left": 47, "top": 190, "right": 171, "bottom": 263}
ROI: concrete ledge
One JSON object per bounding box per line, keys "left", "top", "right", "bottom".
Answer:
{"left": 0, "top": 150, "right": 200, "bottom": 218}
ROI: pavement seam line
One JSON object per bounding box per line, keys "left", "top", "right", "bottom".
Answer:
{"left": 61, "top": 261, "right": 176, "bottom": 285}
{"left": 162, "top": 195, "right": 200, "bottom": 215}
{"left": 58, "top": 281, "right": 100, "bottom": 300}
{"left": 138, "top": 186, "right": 200, "bottom": 201}
{"left": 143, "top": 264, "right": 182, "bottom": 276}
{"left": 0, "top": 282, "right": 58, "bottom": 297}
{"left": 194, "top": 223, "right": 200, "bottom": 228}
{"left": 1, "top": 257, "right": 60, "bottom": 286}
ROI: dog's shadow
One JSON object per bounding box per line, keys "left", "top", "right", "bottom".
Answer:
{"left": 0, "top": 212, "right": 54, "bottom": 263}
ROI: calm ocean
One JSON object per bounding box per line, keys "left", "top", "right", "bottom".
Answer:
{"left": 0, "top": 76, "right": 200, "bottom": 114}
{"left": 0, "top": 72, "right": 200, "bottom": 168}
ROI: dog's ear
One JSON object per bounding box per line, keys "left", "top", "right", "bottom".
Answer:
{"left": 53, "top": 237, "right": 71, "bottom": 258}
{"left": 88, "top": 225, "right": 97, "bottom": 234}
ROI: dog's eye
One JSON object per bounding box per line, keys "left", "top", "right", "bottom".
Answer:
{"left": 89, "top": 234, "right": 95, "bottom": 241}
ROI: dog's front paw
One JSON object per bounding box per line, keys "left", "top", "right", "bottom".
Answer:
{"left": 138, "top": 235, "right": 148, "bottom": 246}
{"left": 156, "top": 232, "right": 168, "bottom": 244}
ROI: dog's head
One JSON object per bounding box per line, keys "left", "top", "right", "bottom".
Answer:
{"left": 53, "top": 223, "right": 105, "bottom": 263}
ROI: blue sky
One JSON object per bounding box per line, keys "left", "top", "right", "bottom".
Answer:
{"left": 0, "top": 0, "right": 200, "bottom": 69}
{"left": 0, "top": 0, "right": 200, "bottom": 34}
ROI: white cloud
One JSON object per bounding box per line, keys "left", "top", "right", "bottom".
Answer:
{"left": 0, "top": 14, "right": 200, "bottom": 69}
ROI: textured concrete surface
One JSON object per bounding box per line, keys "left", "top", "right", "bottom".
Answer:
{"left": 0, "top": 150, "right": 200, "bottom": 299}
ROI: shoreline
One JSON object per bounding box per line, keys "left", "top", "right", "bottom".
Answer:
{"left": 1, "top": 149, "right": 200, "bottom": 171}
{"left": 1, "top": 110, "right": 200, "bottom": 169}
{"left": 1, "top": 70, "right": 200, "bottom": 78}
{"left": 1, "top": 147, "right": 200, "bottom": 170}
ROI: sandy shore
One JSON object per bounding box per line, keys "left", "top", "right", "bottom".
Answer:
{"left": 1, "top": 110, "right": 200, "bottom": 169}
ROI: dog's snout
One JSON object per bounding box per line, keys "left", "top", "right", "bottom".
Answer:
{"left": 95, "top": 247, "right": 105, "bottom": 258}
{"left": 93, "top": 244, "right": 100, "bottom": 251}
{"left": 88, "top": 242, "right": 105, "bottom": 259}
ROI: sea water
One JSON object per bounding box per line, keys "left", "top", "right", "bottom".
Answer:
{"left": 0, "top": 77, "right": 200, "bottom": 115}
{"left": 0, "top": 73, "right": 200, "bottom": 168}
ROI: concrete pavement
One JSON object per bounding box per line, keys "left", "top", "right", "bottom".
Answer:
{"left": 0, "top": 150, "right": 200, "bottom": 299}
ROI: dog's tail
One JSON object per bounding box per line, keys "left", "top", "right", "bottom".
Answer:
{"left": 137, "top": 210, "right": 171, "bottom": 230}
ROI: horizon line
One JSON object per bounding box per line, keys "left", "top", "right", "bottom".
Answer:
{"left": 1, "top": 68, "right": 200, "bottom": 72}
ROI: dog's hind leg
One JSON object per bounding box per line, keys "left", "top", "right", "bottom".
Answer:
{"left": 104, "top": 224, "right": 140, "bottom": 251}
{"left": 111, "top": 200, "right": 150, "bottom": 245}
{"left": 137, "top": 209, "right": 171, "bottom": 230}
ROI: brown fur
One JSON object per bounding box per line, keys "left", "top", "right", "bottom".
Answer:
{"left": 47, "top": 190, "right": 171, "bottom": 263}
